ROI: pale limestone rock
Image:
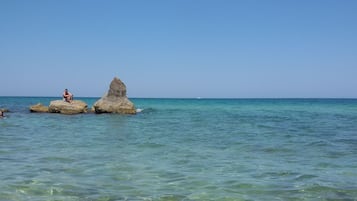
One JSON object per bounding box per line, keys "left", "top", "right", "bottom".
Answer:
{"left": 0, "top": 108, "right": 10, "bottom": 112}
{"left": 29, "top": 103, "right": 49, "bottom": 113}
{"left": 48, "top": 100, "right": 87, "bottom": 115}
{"left": 93, "top": 77, "right": 136, "bottom": 114}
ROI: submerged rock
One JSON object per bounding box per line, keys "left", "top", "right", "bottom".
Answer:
{"left": 93, "top": 77, "right": 136, "bottom": 114}
{"left": 48, "top": 100, "right": 88, "bottom": 115}
{"left": 29, "top": 103, "right": 49, "bottom": 113}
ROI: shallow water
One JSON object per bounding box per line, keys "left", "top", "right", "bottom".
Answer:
{"left": 1, "top": 97, "right": 357, "bottom": 200}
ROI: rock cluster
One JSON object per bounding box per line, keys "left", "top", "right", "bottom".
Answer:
{"left": 29, "top": 76, "right": 136, "bottom": 115}
{"left": 30, "top": 101, "right": 87, "bottom": 114}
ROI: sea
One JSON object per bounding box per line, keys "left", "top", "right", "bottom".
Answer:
{"left": 0, "top": 97, "right": 357, "bottom": 201}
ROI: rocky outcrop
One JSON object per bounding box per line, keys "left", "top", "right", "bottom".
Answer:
{"left": 29, "top": 103, "right": 49, "bottom": 113}
{"left": 93, "top": 77, "right": 136, "bottom": 114}
{"left": 48, "top": 100, "right": 88, "bottom": 115}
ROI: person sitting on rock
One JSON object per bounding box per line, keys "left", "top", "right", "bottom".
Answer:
{"left": 63, "top": 89, "right": 73, "bottom": 103}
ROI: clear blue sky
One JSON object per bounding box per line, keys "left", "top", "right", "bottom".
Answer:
{"left": 1, "top": 0, "right": 356, "bottom": 98}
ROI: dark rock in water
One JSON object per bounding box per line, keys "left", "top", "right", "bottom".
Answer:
{"left": 48, "top": 100, "right": 88, "bottom": 115}
{"left": 93, "top": 77, "right": 136, "bottom": 114}
{"left": 29, "top": 103, "right": 49, "bottom": 113}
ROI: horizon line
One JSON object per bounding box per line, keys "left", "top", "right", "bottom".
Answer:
{"left": 1, "top": 96, "right": 357, "bottom": 99}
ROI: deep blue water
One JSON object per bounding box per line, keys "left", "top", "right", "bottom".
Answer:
{"left": 1, "top": 97, "right": 357, "bottom": 200}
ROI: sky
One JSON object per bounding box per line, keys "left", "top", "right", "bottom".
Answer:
{"left": 0, "top": 0, "right": 356, "bottom": 98}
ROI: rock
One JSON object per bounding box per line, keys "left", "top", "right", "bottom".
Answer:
{"left": 0, "top": 108, "right": 10, "bottom": 112}
{"left": 93, "top": 77, "right": 136, "bottom": 114}
{"left": 29, "top": 103, "right": 49, "bottom": 113}
{"left": 48, "top": 100, "right": 88, "bottom": 115}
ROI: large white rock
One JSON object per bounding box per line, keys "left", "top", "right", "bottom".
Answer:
{"left": 48, "top": 100, "right": 88, "bottom": 114}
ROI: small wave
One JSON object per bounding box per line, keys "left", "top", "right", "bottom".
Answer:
{"left": 136, "top": 108, "right": 156, "bottom": 113}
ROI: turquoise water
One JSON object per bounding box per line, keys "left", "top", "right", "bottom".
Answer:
{"left": 1, "top": 97, "right": 357, "bottom": 201}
